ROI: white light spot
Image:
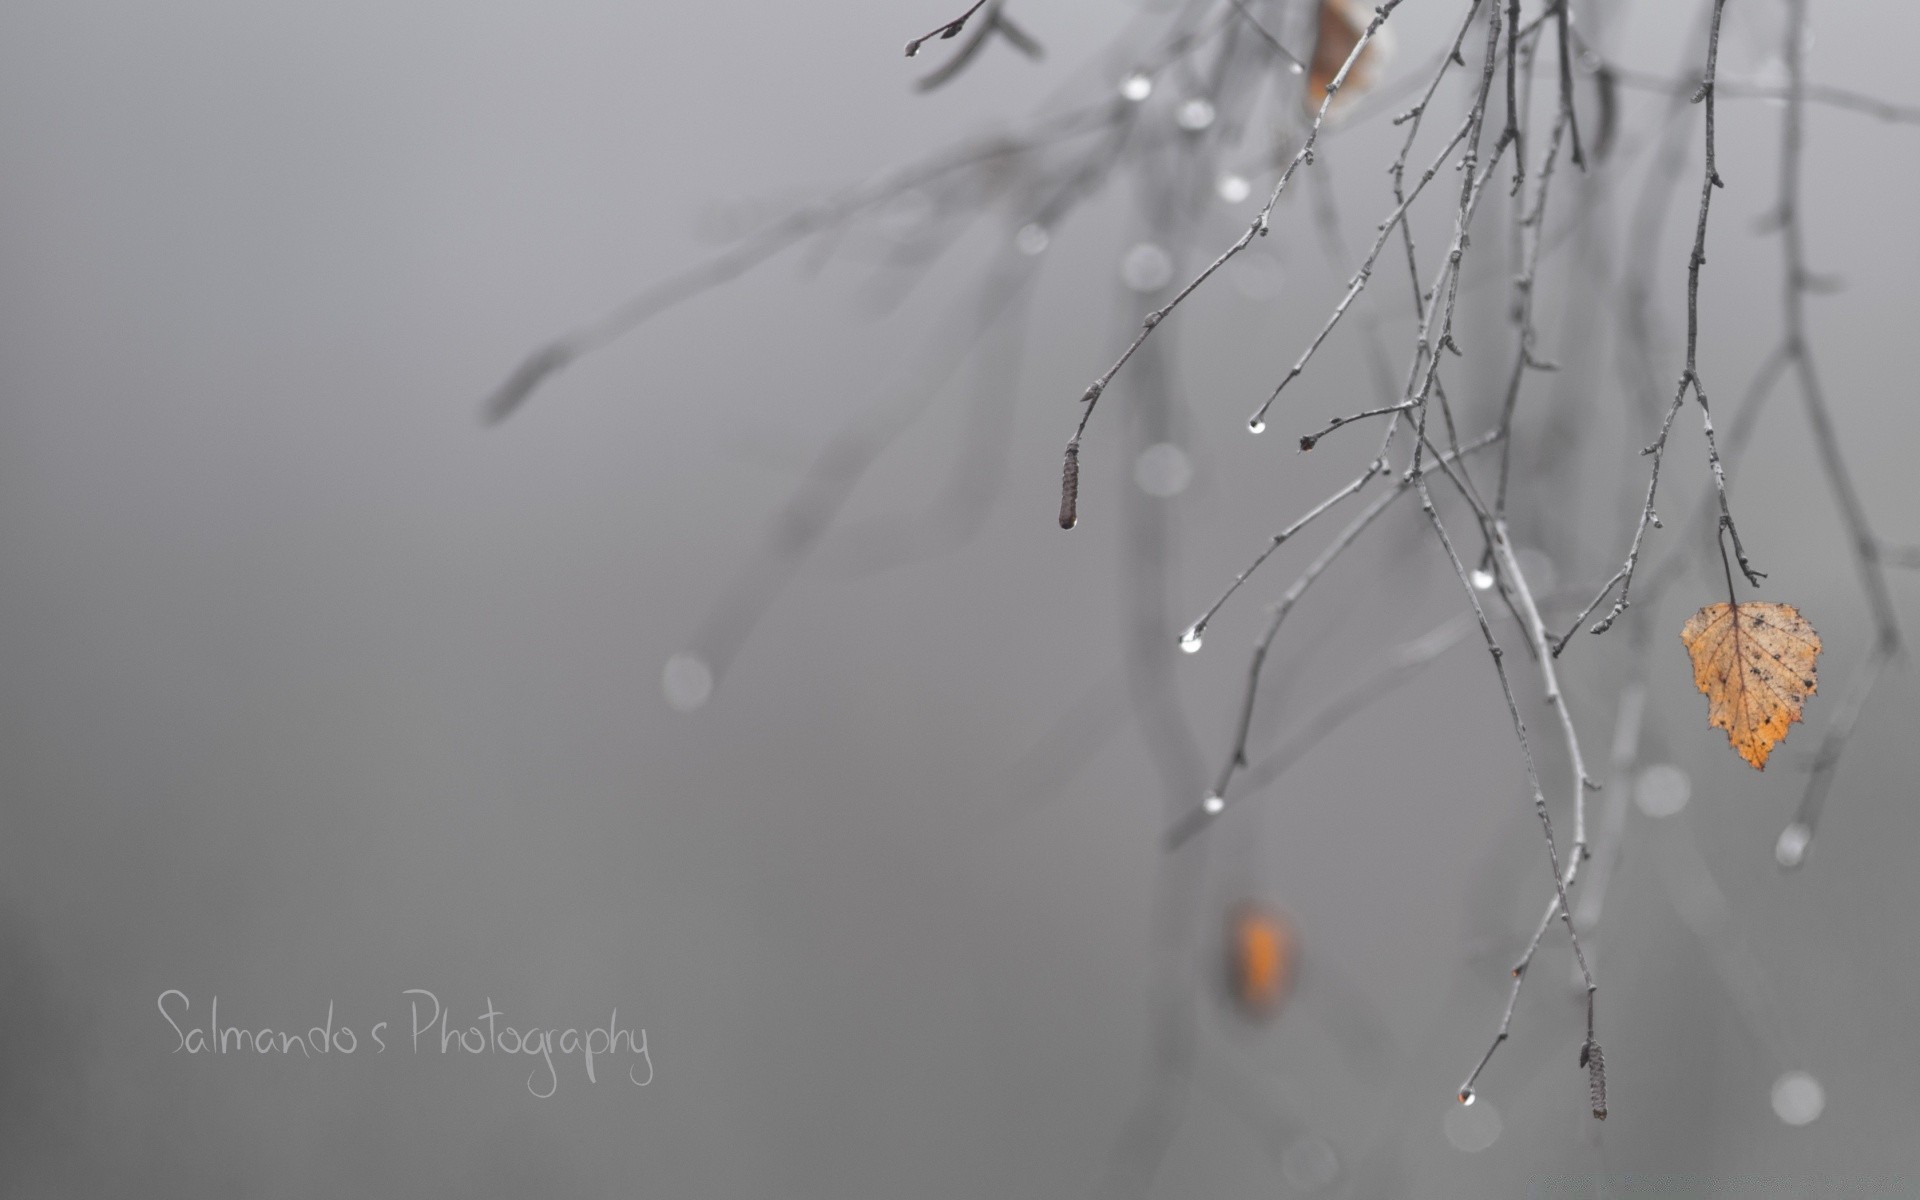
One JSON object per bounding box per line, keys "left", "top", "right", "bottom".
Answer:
{"left": 1443, "top": 1098, "right": 1501, "bottom": 1152}
{"left": 1014, "top": 223, "right": 1050, "bottom": 256}
{"left": 1776, "top": 822, "right": 1811, "bottom": 868}
{"left": 1216, "top": 173, "right": 1251, "bottom": 204}
{"left": 1514, "top": 545, "right": 1558, "bottom": 594}
{"left": 1635, "top": 763, "right": 1692, "bottom": 819}
{"left": 876, "top": 189, "right": 933, "bottom": 243}
{"left": 1121, "top": 71, "right": 1154, "bottom": 102}
{"left": 1176, "top": 97, "right": 1216, "bottom": 131}
{"left": 1247, "top": 418, "right": 1267, "bottom": 435}
{"left": 1279, "top": 1134, "right": 1341, "bottom": 1193}
{"left": 1771, "top": 1071, "right": 1825, "bottom": 1126}
{"left": 662, "top": 653, "right": 714, "bottom": 712}
{"left": 1134, "top": 442, "right": 1192, "bottom": 497}
{"left": 1230, "top": 245, "right": 1287, "bottom": 302}
{"left": 1121, "top": 242, "right": 1174, "bottom": 292}
{"left": 1469, "top": 567, "right": 1496, "bottom": 591}
{"left": 1202, "top": 794, "right": 1225, "bottom": 815}
{"left": 1178, "top": 626, "right": 1203, "bottom": 654}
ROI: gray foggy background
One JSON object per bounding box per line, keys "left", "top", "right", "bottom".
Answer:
{"left": 3, "top": 1, "right": 1919, "bottom": 1196}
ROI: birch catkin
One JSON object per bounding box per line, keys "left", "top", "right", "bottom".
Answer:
{"left": 1059, "top": 441, "right": 1080, "bottom": 530}
{"left": 1583, "top": 1040, "right": 1608, "bottom": 1120}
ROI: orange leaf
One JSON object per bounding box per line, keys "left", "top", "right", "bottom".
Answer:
{"left": 1679, "top": 600, "right": 1821, "bottom": 770}
{"left": 1225, "top": 902, "right": 1296, "bottom": 1020}
{"left": 1305, "top": 0, "right": 1390, "bottom": 119}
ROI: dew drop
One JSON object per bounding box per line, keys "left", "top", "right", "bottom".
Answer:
{"left": 1443, "top": 1097, "right": 1501, "bottom": 1152}
{"left": 1121, "top": 71, "right": 1153, "bottom": 102}
{"left": 1121, "top": 242, "right": 1174, "bottom": 292}
{"left": 1458, "top": 1088, "right": 1474, "bottom": 1106}
{"left": 1771, "top": 1070, "right": 1825, "bottom": 1126}
{"left": 1288, "top": 60, "right": 1306, "bottom": 75}
{"left": 1775, "top": 822, "right": 1811, "bottom": 868}
{"left": 1179, "top": 626, "right": 1204, "bottom": 654}
{"left": 1202, "top": 793, "right": 1225, "bottom": 815}
{"left": 1014, "top": 223, "right": 1050, "bottom": 256}
{"left": 1247, "top": 418, "right": 1267, "bottom": 435}
{"left": 1216, "top": 173, "right": 1251, "bottom": 204}
{"left": 1635, "top": 763, "right": 1691, "bottom": 819}
{"left": 1134, "top": 442, "right": 1192, "bottom": 498}
{"left": 662, "top": 652, "right": 714, "bottom": 712}
{"left": 1469, "top": 567, "right": 1495, "bottom": 591}
{"left": 1176, "top": 97, "right": 1216, "bottom": 131}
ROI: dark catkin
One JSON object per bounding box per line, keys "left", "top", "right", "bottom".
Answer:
{"left": 1059, "top": 442, "right": 1080, "bottom": 529}
{"left": 1584, "top": 1039, "right": 1608, "bottom": 1119}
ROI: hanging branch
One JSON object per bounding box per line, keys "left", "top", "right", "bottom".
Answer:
{"left": 1565, "top": 0, "right": 1763, "bottom": 649}
{"left": 1771, "top": 0, "right": 1904, "bottom": 867}
{"left": 480, "top": 103, "right": 1119, "bottom": 424}
{"left": 903, "top": 0, "right": 992, "bottom": 58}
{"left": 1058, "top": 0, "right": 1409, "bottom": 529}
{"left": 910, "top": 0, "right": 1046, "bottom": 93}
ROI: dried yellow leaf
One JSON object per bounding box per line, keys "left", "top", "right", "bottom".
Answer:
{"left": 1679, "top": 600, "right": 1821, "bottom": 769}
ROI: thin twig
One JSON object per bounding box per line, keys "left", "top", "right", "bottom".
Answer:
{"left": 1422, "top": 487, "right": 1603, "bottom": 1118}
{"left": 1167, "top": 431, "right": 1504, "bottom": 848}
{"left": 1457, "top": 518, "right": 1603, "bottom": 1110}
{"left": 904, "top": 0, "right": 991, "bottom": 57}
{"left": 1577, "top": 0, "right": 1762, "bottom": 648}
{"left": 1224, "top": 0, "right": 1308, "bottom": 74}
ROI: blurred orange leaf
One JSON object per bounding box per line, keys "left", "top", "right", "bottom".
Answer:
{"left": 1680, "top": 600, "right": 1821, "bottom": 769}
{"left": 1226, "top": 902, "right": 1296, "bottom": 1020}
{"left": 1305, "top": 0, "right": 1388, "bottom": 118}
